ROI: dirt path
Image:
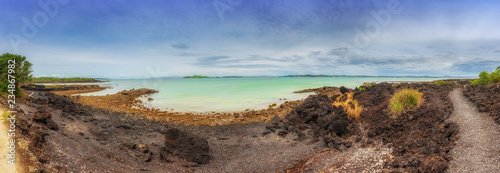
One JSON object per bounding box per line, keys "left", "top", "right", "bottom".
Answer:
{"left": 0, "top": 109, "right": 17, "bottom": 173}
{"left": 448, "top": 89, "right": 500, "bottom": 172}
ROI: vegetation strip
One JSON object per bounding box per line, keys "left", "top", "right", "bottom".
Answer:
{"left": 32, "top": 77, "right": 102, "bottom": 83}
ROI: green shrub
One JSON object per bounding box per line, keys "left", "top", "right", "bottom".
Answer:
{"left": 0, "top": 53, "right": 33, "bottom": 96}
{"left": 389, "top": 88, "right": 423, "bottom": 115}
{"left": 470, "top": 68, "right": 500, "bottom": 85}
{"left": 358, "top": 87, "right": 366, "bottom": 92}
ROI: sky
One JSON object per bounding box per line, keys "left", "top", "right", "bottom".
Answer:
{"left": 1, "top": 0, "right": 500, "bottom": 78}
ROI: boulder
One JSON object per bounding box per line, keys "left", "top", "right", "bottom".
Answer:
{"left": 32, "top": 109, "right": 59, "bottom": 131}
{"left": 45, "top": 119, "right": 59, "bottom": 131}
{"left": 331, "top": 119, "right": 348, "bottom": 136}
{"left": 339, "top": 86, "right": 349, "bottom": 94}
{"left": 32, "top": 109, "right": 52, "bottom": 123}
{"left": 271, "top": 115, "right": 281, "bottom": 126}
{"left": 280, "top": 93, "right": 352, "bottom": 146}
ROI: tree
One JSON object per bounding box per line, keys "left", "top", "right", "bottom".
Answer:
{"left": 0, "top": 53, "right": 33, "bottom": 96}
{"left": 497, "top": 66, "right": 500, "bottom": 71}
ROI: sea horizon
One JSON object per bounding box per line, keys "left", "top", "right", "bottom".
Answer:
{"left": 39, "top": 75, "right": 475, "bottom": 80}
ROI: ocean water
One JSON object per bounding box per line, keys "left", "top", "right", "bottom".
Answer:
{"left": 76, "top": 77, "right": 448, "bottom": 113}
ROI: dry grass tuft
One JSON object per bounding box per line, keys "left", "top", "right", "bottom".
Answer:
{"left": 333, "top": 92, "right": 362, "bottom": 120}
{"left": 389, "top": 88, "right": 423, "bottom": 115}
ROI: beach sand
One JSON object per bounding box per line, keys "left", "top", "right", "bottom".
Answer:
{"left": 0, "top": 109, "right": 17, "bottom": 173}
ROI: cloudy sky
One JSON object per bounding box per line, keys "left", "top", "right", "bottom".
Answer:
{"left": 1, "top": 0, "right": 499, "bottom": 78}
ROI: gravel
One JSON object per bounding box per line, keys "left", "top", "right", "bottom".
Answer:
{"left": 447, "top": 89, "right": 500, "bottom": 172}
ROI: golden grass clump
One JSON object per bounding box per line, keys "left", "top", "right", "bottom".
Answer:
{"left": 389, "top": 88, "right": 423, "bottom": 115}
{"left": 333, "top": 92, "right": 363, "bottom": 120}
{"left": 1, "top": 111, "right": 11, "bottom": 122}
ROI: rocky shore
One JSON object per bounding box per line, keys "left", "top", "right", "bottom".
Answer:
{"left": 52, "top": 86, "right": 304, "bottom": 126}
{"left": 22, "top": 84, "right": 108, "bottom": 95}
{"left": 3, "top": 80, "right": 499, "bottom": 172}
{"left": 5, "top": 85, "right": 322, "bottom": 172}
{"left": 275, "top": 82, "right": 459, "bottom": 172}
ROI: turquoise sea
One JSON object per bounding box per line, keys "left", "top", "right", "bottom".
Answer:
{"left": 74, "top": 77, "right": 449, "bottom": 113}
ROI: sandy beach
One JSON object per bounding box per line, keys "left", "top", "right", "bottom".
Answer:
{"left": 0, "top": 109, "right": 18, "bottom": 173}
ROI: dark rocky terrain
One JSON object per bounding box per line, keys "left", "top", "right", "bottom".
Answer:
{"left": 274, "top": 83, "right": 459, "bottom": 172}
{"left": 2, "top": 82, "right": 467, "bottom": 172}
{"left": 463, "top": 82, "right": 500, "bottom": 124}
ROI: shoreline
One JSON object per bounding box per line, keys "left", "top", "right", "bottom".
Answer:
{"left": 30, "top": 84, "right": 311, "bottom": 126}
{"left": 54, "top": 77, "right": 459, "bottom": 111}
{"left": 24, "top": 79, "right": 471, "bottom": 125}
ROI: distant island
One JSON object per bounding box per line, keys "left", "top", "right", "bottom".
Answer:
{"left": 183, "top": 75, "right": 245, "bottom": 78}
{"left": 183, "top": 75, "right": 210, "bottom": 78}
{"left": 33, "top": 77, "right": 104, "bottom": 83}
{"left": 282, "top": 74, "right": 334, "bottom": 77}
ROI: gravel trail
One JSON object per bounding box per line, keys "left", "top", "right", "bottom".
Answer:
{"left": 447, "top": 89, "right": 500, "bottom": 172}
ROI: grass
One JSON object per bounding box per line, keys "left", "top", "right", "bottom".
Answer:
{"left": 359, "top": 83, "right": 375, "bottom": 92}
{"left": 332, "top": 92, "right": 363, "bottom": 120}
{"left": 432, "top": 80, "right": 455, "bottom": 86}
{"left": 1, "top": 111, "right": 11, "bottom": 122}
{"left": 389, "top": 88, "right": 423, "bottom": 115}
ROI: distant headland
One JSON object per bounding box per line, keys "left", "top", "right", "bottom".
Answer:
{"left": 183, "top": 75, "right": 244, "bottom": 78}
{"left": 33, "top": 77, "right": 106, "bottom": 83}
{"left": 183, "top": 75, "right": 210, "bottom": 78}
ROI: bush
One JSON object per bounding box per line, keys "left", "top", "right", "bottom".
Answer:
{"left": 0, "top": 53, "right": 33, "bottom": 96}
{"left": 470, "top": 67, "right": 500, "bottom": 85}
{"left": 389, "top": 88, "right": 423, "bottom": 115}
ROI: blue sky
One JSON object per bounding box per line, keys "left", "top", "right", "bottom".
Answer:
{"left": 1, "top": 0, "right": 499, "bottom": 78}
